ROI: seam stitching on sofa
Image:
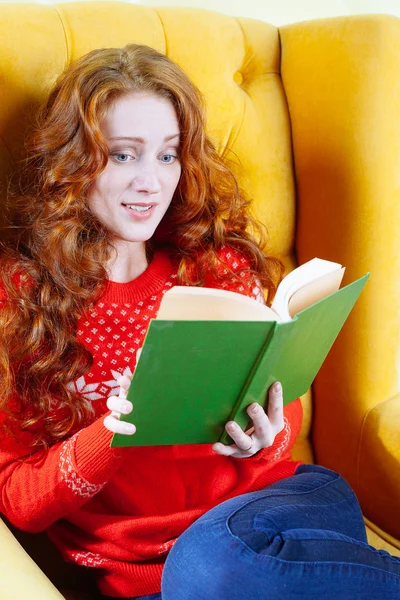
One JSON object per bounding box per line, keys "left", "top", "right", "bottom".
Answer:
{"left": 235, "top": 17, "right": 257, "bottom": 90}
{"left": 52, "top": 4, "right": 71, "bottom": 64}
{"left": 218, "top": 18, "right": 247, "bottom": 160}
{"left": 235, "top": 17, "right": 250, "bottom": 69}
{"left": 153, "top": 9, "right": 168, "bottom": 56}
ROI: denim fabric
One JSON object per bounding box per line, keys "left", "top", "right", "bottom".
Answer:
{"left": 102, "top": 465, "right": 400, "bottom": 599}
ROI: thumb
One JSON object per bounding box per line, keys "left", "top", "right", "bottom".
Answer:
{"left": 118, "top": 375, "right": 132, "bottom": 396}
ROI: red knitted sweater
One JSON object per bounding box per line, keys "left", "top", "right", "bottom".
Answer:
{"left": 0, "top": 247, "right": 302, "bottom": 598}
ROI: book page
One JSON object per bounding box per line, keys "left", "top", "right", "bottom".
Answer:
{"left": 288, "top": 268, "right": 345, "bottom": 317}
{"left": 156, "top": 286, "right": 280, "bottom": 322}
{"left": 272, "top": 258, "right": 343, "bottom": 322}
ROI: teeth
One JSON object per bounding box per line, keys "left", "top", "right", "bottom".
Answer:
{"left": 125, "top": 205, "right": 152, "bottom": 213}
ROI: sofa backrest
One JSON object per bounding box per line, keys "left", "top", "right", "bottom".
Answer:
{"left": 0, "top": 3, "right": 297, "bottom": 266}
{"left": 2, "top": 1, "right": 400, "bottom": 552}
{"left": 0, "top": 5, "right": 315, "bottom": 586}
{"left": 0, "top": 2, "right": 312, "bottom": 441}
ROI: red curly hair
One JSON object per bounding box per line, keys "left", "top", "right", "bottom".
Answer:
{"left": 0, "top": 44, "right": 283, "bottom": 447}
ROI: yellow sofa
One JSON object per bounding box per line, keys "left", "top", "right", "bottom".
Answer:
{"left": 0, "top": 3, "right": 399, "bottom": 598}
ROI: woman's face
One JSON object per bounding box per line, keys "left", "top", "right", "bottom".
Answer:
{"left": 87, "top": 92, "right": 181, "bottom": 246}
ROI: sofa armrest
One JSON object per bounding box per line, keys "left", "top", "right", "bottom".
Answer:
{"left": 0, "top": 517, "right": 64, "bottom": 599}
{"left": 279, "top": 14, "right": 400, "bottom": 540}
{"left": 359, "top": 394, "right": 400, "bottom": 540}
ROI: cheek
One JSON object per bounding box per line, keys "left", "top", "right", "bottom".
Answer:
{"left": 87, "top": 164, "right": 123, "bottom": 198}
{"left": 86, "top": 169, "right": 118, "bottom": 209}
{"left": 86, "top": 183, "right": 102, "bottom": 216}
{"left": 168, "top": 166, "right": 182, "bottom": 193}
{"left": 86, "top": 178, "right": 112, "bottom": 223}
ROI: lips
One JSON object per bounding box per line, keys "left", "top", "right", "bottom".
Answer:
{"left": 121, "top": 202, "right": 157, "bottom": 221}
{"left": 122, "top": 203, "right": 155, "bottom": 213}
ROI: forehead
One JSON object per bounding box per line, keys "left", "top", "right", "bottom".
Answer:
{"left": 101, "top": 92, "right": 180, "bottom": 139}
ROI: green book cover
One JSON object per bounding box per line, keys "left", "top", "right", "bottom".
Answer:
{"left": 111, "top": 273, "right": 369, "bottom": 448}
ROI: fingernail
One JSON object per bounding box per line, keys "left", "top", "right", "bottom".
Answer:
{"left": 250, "top": 403, "right": 260, "bottom": 414}
{"left": 227, "top": 422, "right": 237, "bottom": 432}
{"left": 124, "top": 424, "right": 135, "bottom": 434}
{"left": 273, "top": 382, "right": 282, "bottom": 393}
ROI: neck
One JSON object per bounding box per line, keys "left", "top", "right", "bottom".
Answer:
{"left": 107, "top": 240, "right": 149, "bottom": 283}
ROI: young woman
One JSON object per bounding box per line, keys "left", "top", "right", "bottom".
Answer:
{"left": 0, "top": 44, "right": 399, "bottom": 600}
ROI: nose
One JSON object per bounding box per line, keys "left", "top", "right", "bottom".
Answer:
{"left": 132, "top": 161, "right": 161, "bottom": 195}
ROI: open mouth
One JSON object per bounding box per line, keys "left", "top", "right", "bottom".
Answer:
{"left": 122, "top": 204, "right": 154, "bottom": 213}
{"left": 121, "top": 203, "right": 157, "bottom": 220}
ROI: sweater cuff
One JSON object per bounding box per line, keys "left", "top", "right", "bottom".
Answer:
{"left": 73, "top": 412, "right": 126, "bottom": 485}
{"left": 251, "top": 446, "right": 279, "bottom": 462}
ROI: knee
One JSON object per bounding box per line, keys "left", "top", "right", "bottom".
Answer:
{"left": 161, "top": 515, "right": 229, "bottom": 599}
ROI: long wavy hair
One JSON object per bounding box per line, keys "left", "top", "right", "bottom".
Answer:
{"left": 0, "top": 44, "right": 283, "bottom": 447}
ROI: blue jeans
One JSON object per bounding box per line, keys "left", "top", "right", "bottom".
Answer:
{"left": 102, "top": 464, "right": 400, "bottom": 599}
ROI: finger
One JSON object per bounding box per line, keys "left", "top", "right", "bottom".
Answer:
{"left": 106, "top": 395, "right": 133, "bottom": 415}
{"left": 267, "top": 382, "right": 285, "bottom": 430}
{"left": 104, "top": 413, "right": 136, "bottom": 435}
{"left": 211, "top": 441, "right": 238, "bottom": 456}
{"left": 246, "top": 402, "right": 274, "bottom": 446}
{"left": 224, "top": 421, "right": 253, "bottom": 451}
{"left": 118, "top": 375, "right": 132, "bottom": 396}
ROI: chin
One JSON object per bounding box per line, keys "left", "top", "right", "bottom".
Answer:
{"left": 118, "top": 229, "right": 157, "bottom": 244}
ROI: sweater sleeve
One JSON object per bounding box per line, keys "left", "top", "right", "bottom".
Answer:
{"left": 0, "top": 413, "right": 127, "bottom": 533}
{"left": 0, "top": 278, "right": 129, "bottom": 532}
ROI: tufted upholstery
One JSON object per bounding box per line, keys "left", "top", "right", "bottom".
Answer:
{"left": 0, "top": 4, "right": 399, "bottom": 598}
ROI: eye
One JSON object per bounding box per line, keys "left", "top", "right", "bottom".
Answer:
{"left": 111, "top": 153, "right": 134, "bottom": 163}
{"left": 160, "top": 154, "right": 178, "bottom": 164}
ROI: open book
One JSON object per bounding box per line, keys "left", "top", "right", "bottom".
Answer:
{"left": 156, "top": 257, "right": 346, "bottom": 323}
{"left": 111, "top": 259, "right": 369, "bottom": 448}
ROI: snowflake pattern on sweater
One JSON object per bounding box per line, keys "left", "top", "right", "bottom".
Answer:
{"left": 66, "top": 367, "right": 134, "bottom": 403}
{"left": 0, "top": 246, "right": 303, "bottom": 598}
{"left": 68, "top": 249, "right": 263, "bottom": 407}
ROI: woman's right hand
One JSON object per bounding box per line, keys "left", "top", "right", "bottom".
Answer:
{"left": 104, "top": 375, "right": 136, "bottom": 435}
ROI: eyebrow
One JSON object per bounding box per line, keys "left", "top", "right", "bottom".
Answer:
{"left": 108, "top": 134, "right": 180, "bottom": 143}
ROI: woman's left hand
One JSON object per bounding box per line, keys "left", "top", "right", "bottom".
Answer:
{"left": 212, "top": 382, "right": 285, "bottom": 458}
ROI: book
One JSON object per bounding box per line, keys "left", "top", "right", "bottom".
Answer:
{"left": 110, "top": 258, "right": 369, "bottom": 448}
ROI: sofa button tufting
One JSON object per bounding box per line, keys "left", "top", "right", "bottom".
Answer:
{"left": 233, "top": 71, "right": 243, "bottom": 85}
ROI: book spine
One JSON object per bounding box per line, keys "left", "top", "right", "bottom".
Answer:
{"left": 219, "top": 322, "right": 278, "bottom": 445}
